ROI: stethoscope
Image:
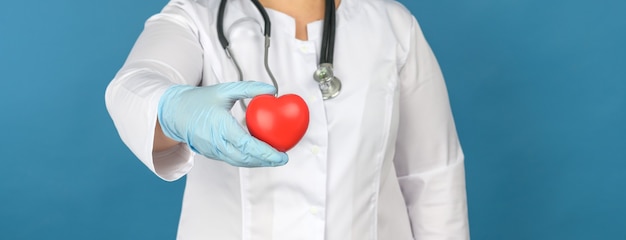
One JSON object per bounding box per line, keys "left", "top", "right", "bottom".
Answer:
{"left": 217, "top": 0, "right": 342, "bottom": 101}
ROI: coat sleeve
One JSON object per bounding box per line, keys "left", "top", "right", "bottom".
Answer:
{"left": 104, "top": 1, "right": 203, "bottom": 181}
{"left": 393, "top": 16, "right": 470, "bottom": 239}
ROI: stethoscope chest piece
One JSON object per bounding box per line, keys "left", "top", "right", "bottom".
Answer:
{"left": 320, "top": 77, "right": 341, "bottom": 100}
{"left": 314, "top": 63, "right": 341, "bottom": 100}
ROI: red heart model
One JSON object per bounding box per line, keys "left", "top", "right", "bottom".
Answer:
{"left": 246, "top": 94, "right": 310, "bottom": 152}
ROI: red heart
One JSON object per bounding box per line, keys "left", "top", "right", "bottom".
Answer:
{"left": 245, "top": 94, "right": 310, "bottom": 152}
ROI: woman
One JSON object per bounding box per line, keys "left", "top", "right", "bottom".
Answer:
{"left": 105, "top": 0, "right": 469, "bottom": 239}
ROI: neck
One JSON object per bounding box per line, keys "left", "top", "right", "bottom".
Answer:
{"left": 259, "top": 0, "right": 321, "bottom": 17}
{"left": 258, "top": 0, "right": 339, "bottom": 40}
{"left": 259, "top": 0, "right": 336, "bottom": 8}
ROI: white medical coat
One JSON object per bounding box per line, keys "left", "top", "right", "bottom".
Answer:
{"left": 105, "top": 0, "right": 469, "bottom": 239}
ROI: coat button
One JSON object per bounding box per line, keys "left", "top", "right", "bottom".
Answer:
{"left": 311, "top": 145, "right": 320, "bottom": 155}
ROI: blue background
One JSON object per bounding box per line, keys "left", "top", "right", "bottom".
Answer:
{"left": 1, "top": 0, "right": 624, "bottom": 239}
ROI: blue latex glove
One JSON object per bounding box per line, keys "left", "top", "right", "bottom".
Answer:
{"left": 157, "top": 81, "right": 288, "bottom": 167}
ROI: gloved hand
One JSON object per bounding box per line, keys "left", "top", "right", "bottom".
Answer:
{"left": 157, "top": 81, "right": 288, "bottom": 167}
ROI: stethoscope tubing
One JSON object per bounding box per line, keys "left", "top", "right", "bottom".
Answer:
{"left": 321, "top": 0, "right": 336, "bottom": 65}
{"left": 217, "top": 0, "right": 340, "bottom": 101}
{"left": 217, "top": 0, "right": 271, "bottom": 49}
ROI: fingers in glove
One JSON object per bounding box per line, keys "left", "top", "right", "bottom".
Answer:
{"left": 218, "top": 81, "right": 277, "bottom": 101}
{"left": 220, "top": 141, "right": 288, "bottom": 167}
{"left": 220, "top": 116, "right": 288, "bottom": 167}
